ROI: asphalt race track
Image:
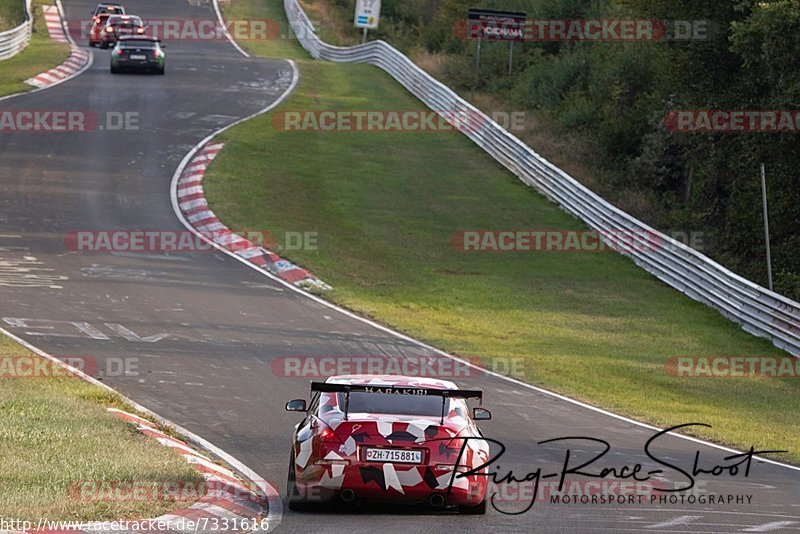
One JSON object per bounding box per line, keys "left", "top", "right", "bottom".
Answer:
{"left": 0, "top": 1, "right": 798, "bottom": 532}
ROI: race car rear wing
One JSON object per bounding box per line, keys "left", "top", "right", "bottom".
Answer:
{"left": 310, "top": 381, "right": 483, "bottom": 424}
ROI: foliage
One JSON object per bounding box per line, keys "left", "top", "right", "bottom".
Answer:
{"left": 326, "top": 0, "right": 800, "bottom": 299}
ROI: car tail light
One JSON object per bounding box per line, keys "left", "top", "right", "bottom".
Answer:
{"left": 320, "top": 427, "right": 335, "bottom": 440}
{"left": 114, "top": 48, "right": 123, "bottom": 56}
{"left": 105, "top": 26, "right": 114, "bottom": 32}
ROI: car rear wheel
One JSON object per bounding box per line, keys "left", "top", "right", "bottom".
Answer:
{"left": 110, "top": 65, "right": 119, "bottom": 74}
{"left": 459, "top": 499, "right": 487, "bottom": 515}
{"left": 287, "top": 449, "right": 313, "bottom": 511}
{"left": 156, "top": 67, "right": 165, "bottom": 75}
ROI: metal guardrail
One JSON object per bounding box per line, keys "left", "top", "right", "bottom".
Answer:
{"left": 0, "top": 0, "right": 33, "bottom": 61}
{"left": 283, "top": 0, "right": 800, "bottom": 356}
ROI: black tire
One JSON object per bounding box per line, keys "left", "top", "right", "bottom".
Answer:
{"left": 459, "top": 499, "right": 487, "bottom": 515}
{"left": 287, "top": 449, "right": 313, "bottom": 511}
{"left": 100, "top": 41, "right": 108, "bottom": 49}
{"left": 89, "top": 42, "right": 96, "bottom": 48}
{"left": 157, "top": 67, "right": 165, "bottom": 75}
{"left": 110, "top": 66, "right": 119, "bottom": 74}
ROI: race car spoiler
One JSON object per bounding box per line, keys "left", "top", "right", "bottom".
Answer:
{"left": 310, "top": 381, "right": 483, "bottom": 423}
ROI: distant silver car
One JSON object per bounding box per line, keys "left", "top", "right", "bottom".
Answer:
{"left": 91, "top": 2, "right": 125, "bottom": 18}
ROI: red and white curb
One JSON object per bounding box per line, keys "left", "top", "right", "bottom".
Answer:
{"left": 25, "top": 6, "right": 90, "bottom": 89}
{"left": 177, "top": 142, "right": 330, "bottom": 290}
{"left": 43, "top": 5, "right": 68, "bottom": 42}
{"left": 6, "top": 408, "right": 270, "bottom": 534}
{"left": 106, "top": 409, "right": 269, "bottom": 531}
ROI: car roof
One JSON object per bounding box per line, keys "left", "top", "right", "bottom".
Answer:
{"left": 325, "top": 374, "right": 459, "bottom": 390}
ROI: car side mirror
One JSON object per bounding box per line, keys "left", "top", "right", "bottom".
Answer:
{"left": 159, "top": 42, "right": 166, "bottom": 48}
{"left": 285, "top": 399, "right": 307, "bottom": 412}
{"left": 472, "top": 407, "right": 491, "bottom": 420}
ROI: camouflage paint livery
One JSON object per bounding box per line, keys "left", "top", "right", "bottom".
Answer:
{"left": 288, "top": 375, "right": 490, "bottom": 509}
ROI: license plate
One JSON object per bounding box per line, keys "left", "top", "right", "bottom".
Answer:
{"left": 130, "top": 54, "right": 146, "bottom": 60}
{"left": 365, "top": 448, "right": 422, "bottom": 464}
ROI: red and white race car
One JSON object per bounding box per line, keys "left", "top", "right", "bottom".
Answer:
{"left": 285, "top": 374, "right": 492, "bottom": 513}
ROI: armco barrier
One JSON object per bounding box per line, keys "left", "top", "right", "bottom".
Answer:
{"left": 282, "top": 0, "right": 800, "bottom": 356}
{"left": 0, "top": 0, "right": 32, "bottom": 61}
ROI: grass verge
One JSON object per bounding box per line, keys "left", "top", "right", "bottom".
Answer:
{"left": 0, "top": 334, "right": 204, "bottom": 521}
{"left": 0, "top": 0, "right": 71, "bottom": 98}
{"left": 209, "top": 0, "right": 800, "bottom": 463}
{"left": 0, "top": 0, "right": 24, "bottom": 31}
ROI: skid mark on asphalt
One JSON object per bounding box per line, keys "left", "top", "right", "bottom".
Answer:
{"left": 80, "top": 264, "right": 220, "bottom": 287}
{"left": 224, "top": 67, "right": 294, "bottom": 96}
{"left": 742, "top": 521, "right": 799, "bottom": 531}
{"left": 199, "top": 114, "right": 241, "bottom": 125}
{"left": 646, "top": 515, "right": 702, "bottom": 528}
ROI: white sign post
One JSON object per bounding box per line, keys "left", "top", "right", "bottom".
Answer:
{"left": 354, "top": 0, "right": 381, "bottom": 43}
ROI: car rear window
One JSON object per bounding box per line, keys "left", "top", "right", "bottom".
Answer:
{"left": 114, "top": 17, "right": 142, "bottom": 25}
{"left": 120, "top": 40, "right": 157, "bottom": 49}
{"left": 339, "top": 391, "right": 451, "bottom": 416}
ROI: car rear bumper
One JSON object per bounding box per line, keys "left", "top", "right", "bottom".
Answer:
{"left": 113, "top": 59, "right": 162, "bottom": 70}
{"left": 294, "top": 462, "right": 487, "bottom": 506}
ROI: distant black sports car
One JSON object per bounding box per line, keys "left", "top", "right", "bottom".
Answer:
{"left": 110, "top": 36, "right": 165, "bottom": 75}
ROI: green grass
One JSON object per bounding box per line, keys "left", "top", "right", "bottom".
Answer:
{"left": 0, "top": 335, "right": 204, "bottom": 521}
{"left": 0, "top": 1, "right": 70, "bottom": 98}
{"left": 221, "top": 0, "right": 308, "bottom": 59}
{"left": 0, "top": 0, "right": 24, "bottom": 31}
{"left": 209, "top": 1, "right": 800, "bottom": 463}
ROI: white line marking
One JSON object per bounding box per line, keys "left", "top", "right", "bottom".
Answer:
{"left": 213, "top": 0, "right": 250, "bottom": 58}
